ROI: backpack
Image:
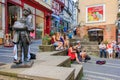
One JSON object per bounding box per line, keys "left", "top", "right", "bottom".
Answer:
{"left": 96, "top": 60, "right": 106, "bottom": 65}
{"left": 30, "top": 53, "right": 36, "bottom": 60}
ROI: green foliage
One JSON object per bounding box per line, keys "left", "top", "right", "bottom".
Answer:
{"left": 83, "top": 34, "right": 89, "bottom": 39}
{"left": 42, "top": 34, "right": 51, "bottom": 45}
{"left": 59, "top": 25, "right": 64, "bottom": 29}
{"left": 50, "top": 31, "right": 54, "bottom": 37}
{"left": 103, "top": 40, "right": 108, "bottom": 45}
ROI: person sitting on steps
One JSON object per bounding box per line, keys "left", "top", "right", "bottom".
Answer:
{"left": 68, "top": 44, "right": 81, "bottom": 64}
{"left": 51, "top": 32, "right": 63, "bottom": 50}
{"left": 80, "top": 48, "right": 91, "bottom": 62}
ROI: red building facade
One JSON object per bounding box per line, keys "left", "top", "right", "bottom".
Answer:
{"left": 2, "top": 0, "right": 52, "bottom": 42}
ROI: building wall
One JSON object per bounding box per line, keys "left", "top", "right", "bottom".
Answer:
{"left": 35, "top": 0, "right": 52, "bottom": 10}
{"left": 78, "top": 0, "right": 118, "bottom": 42}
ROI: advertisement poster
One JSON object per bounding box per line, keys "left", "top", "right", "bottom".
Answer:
{"left": 86, "top": 4, "right": 105, "bottom": 23}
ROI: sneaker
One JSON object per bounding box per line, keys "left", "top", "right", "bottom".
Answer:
{"left": 56, "top": 47, "right": 60, "bottom": 51}
{"left": 60, "top": 47, "right": 64, "bottom": 50}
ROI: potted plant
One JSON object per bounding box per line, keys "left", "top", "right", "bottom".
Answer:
{"left": 40, "top": 34, "right": 56, "bottom": 52}
{"left": 42, "top": 34, "right": 51, "bottom": 45}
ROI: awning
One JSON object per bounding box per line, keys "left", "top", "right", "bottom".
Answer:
{"left": 52, "top": 14, "right": 60, "bottom": 22}
{"left": 88, "top": 28, "right": 103, "bottom": 31}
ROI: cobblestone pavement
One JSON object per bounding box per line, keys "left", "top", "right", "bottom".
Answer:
{"left": 82, "top": 56, "right": 120, "bottom": 80}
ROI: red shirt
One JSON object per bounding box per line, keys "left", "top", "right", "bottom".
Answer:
{"left": 107, "top": 44, "right": 112, "bottom": 49}
{"left": 68, "top": 48, "right": 76, "bottom": 60}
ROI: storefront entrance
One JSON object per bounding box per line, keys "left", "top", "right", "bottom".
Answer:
{"left": 7, "top": 2, "right": 21, "bottom": 38}
{"left": 88, "top": 29, "right": 103, "bottom": 43}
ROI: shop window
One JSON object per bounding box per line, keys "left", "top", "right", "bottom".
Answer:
{"left": 0, "top": 3, "right": 5, "bottom": 30}
{"left": 36, "top": 16, "right": 44, "bottom": 39}
{"left": 7, "top": 3, "right": 21, "bottom": 40}
{"left": 0, "top": 3, "right": 5, "bottom": 39}
{"left": 8, "top": 4, "right": 21, "bottom": 27}
{"left": 24, "top": 4, "right": 35, "bottom": 38}
{"left": 0, "top": 0, "right": 5, "bottom": 3}
{"left": 24, "top": 4, "right": 35, "bottom": 14}
{"left": 35, "top": 9, "right": 44, "bottom": 39}
{"left": 36, "top": 9, "right": 44, "bottom": 18}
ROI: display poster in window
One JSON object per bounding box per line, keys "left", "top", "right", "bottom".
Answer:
{"left": 86, "top": 4, "right": 105, "bottom": 23}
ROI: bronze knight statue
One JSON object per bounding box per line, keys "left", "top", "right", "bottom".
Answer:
{"left": 12, "top": 8, "right": 34, "bottom": 64}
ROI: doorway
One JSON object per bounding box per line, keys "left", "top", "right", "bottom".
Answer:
{"left": 88, "top": 29, "right": 103, "bottom": 44}
{"left": 7, "top": 2, "right": 21, "bottom": 38}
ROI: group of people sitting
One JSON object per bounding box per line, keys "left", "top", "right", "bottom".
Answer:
{"left": 50, "top": 32, "right": 91, "bottom": 64}
{"left": 51, "top": 32, "right": 69, "bottom": 50}
{"left": 67, "top": 41, "right": 91, "bottom": 64}
{"left": 99, "top": 40, "right": 120, "bottom": 59}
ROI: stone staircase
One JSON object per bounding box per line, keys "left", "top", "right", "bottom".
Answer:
{"left": 81, "top": 41, "right": 99, "bottom": 56}
{"left": 69, "top": 38, "right": 99, "bottom": 56}
{"left": 0, "top": 50, "right": 83, "bottom": 80}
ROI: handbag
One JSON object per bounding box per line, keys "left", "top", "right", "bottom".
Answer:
{"left": 96, "top": 60, "right": 106, "bottom": 65}
{"left": 13, "top": 21, "right": 27, "bottom": 30}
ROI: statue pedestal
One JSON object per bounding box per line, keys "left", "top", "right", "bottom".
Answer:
{"left": 11, "top": 60, "right": 34, "bottom": 68}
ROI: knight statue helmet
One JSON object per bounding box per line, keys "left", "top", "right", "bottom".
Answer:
{"left": 23, "top": 8, "right": 32, "bottom": 16}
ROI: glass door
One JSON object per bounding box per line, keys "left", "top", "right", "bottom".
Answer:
{"left": 8, "top": 2, "right": 21, "bottom": 38}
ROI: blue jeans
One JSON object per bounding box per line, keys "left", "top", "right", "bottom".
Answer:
{"left": 100, "top": 49, "right": 107, "bottom": 58}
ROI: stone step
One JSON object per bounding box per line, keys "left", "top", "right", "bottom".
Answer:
{"left": 71, "top": 64, "right": 83, "bottom": 80}
{"left": 80, "top": 41, "right": 98, "bottom": 45}
{"left": 0, "top": 51, "right": 83, "bottom": 80}
{"left": 52, "top": 49, "right": 68, "bottom": 56}
{"left": 82, "top": 45, "right": 99, "bottom": 56}
{"left": 0, "top": 64, "right": 75, "bottom": 80}
{"left": 39, "top": 45, "right": 55, "bottom": 52}
{"left": 82, "top": 45, "right": 99, "bottom": 51}
{"left": 87, "top": 51, "right": 99, "bottom": 57}
{"left": 69, "top": 39, "right": 78, "bottom": 43}
{"left": 36, "top": 52, "right": 71, "bottom": 67}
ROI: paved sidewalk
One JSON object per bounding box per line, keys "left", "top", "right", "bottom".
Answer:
{"left": 82, "top": 56, "right": 120, "bottom": 80}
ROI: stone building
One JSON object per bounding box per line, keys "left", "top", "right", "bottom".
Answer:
{"left": 78, "top": 0, "right": 118, "bottom": 43}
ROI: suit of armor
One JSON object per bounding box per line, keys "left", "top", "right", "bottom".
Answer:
{"left": 13, "top": 8, "right": 34, "bottom": 64}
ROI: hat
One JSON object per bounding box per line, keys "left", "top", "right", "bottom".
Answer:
{"left": 23, "top": 8, "right": 32, "bottom": 14}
